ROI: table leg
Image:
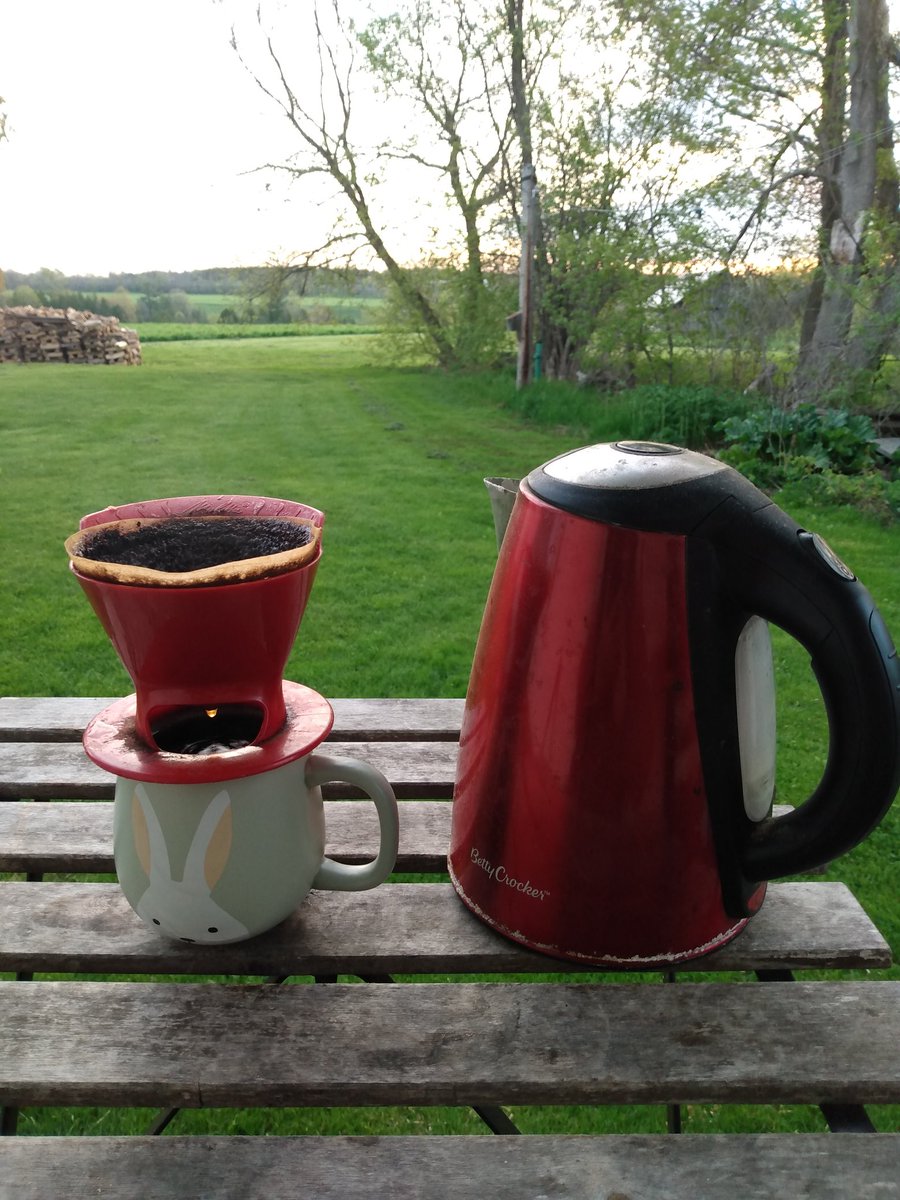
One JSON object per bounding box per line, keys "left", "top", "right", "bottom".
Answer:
{"left": 664, "top": 971, "right": 683, "bottom": 1134}
{"left": 472, "top": 1105, "right": 522, "bottom": 1134}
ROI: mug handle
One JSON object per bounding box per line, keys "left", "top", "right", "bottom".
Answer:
{"left": 306, "top": 753, "right": 400, "bottom": 891}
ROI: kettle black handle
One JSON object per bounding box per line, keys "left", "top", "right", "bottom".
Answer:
{"left": 712, "top": 500, "right": 900, "bottom": 881}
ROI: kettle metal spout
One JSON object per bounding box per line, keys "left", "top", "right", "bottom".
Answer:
{"left": 484, "top": 477, "right": 520, "bottom": 549}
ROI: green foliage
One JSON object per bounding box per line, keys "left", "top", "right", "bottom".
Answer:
{"left": 621, "top": 383, "right": 748, "bottom": 447}
{"left": 0, "top": 283, "right": 40, "bottom": 307}
{"left": 504, "top": 377, "right": 624, "bottom": 439}
{"left": 505, "top": 379, "right": 747, "bottom": 450}
{"left": 0, "top": 270, "right": 388, "bottom": 329}
{"left": 2, "top": 265, "right": 387, "bottom": 301}
{"left": 716, "top": 402, "right": 898, "bottom": 520}
{"left": 778, "top": 469, "right": 900, "bottom": 525}
{"left": 717, "top": 403, "right": 884, "bottom": 485}
{"left": 532, "top": 62, "right": 750, "bottom": 380}
{"left": 0, "top": 271, "right": 140, "bottom": 323}
{"left": 672, "top": 270, "right": 807, "bottom": 358}
{"left": 136, "top": 290, "right": 208, "bottom": 324}
{"left": 382, "top": 263, "right": 518, "bottom": 369}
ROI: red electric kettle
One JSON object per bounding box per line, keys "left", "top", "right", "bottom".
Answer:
{"left": 448, "top": 441, "right": 900, "bottom": 967}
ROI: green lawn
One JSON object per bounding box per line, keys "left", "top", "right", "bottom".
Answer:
{"left": 1, "top": 333, "right": 898, "bottom": 1138}
{"left": 0, "top": 335, "right": 571, "bottom": 699}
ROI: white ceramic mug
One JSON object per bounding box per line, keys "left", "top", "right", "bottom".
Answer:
{"left": 113, "top": 752, "right": 399, "bottom": 944}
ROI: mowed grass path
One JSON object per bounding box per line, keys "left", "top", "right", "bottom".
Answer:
{"left": 1, "top": 334, "right": 898, "bottom": 1138}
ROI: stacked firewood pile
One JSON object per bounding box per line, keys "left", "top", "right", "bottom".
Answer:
{"left": 0, "top": 306, "right": 142, "bottom": 365}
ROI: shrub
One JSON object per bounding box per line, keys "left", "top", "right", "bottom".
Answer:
{"left": 381, "top": 265, "right": 518, "bottom": 369}
{"left": 717, "top": 403, "right": 883, "bottom": 489}
{"left": 716, "top": 402, "right": 897, "bottom": 520}
{"left": 623, "top": 384, "right": 749, "bottom": 449}
{"left": 777, "top": 469, "right": 900, "bottom": 525}
{"left": 500, "top": 379, "right": 750, "bottom": 452}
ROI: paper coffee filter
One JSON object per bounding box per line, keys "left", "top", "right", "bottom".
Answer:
{"left": 66, "top": 514, "right": 321, "bottom": 588}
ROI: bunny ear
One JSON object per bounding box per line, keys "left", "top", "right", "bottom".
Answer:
{"left": 183, "top": 790, "right": 234, "bottom": 892}
{"left": 133, "top": 784, "right": 171, "bottom": 881}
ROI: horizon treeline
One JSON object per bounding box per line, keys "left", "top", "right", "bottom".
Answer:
{"left": 0, "top": 264, "right": 392, "bottom": 325}
{"left": 0, "top": 266, "right": 387, "bottom": 298}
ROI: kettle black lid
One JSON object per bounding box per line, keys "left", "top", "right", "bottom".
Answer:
{"left": 527, "top": 441, "right": 770, "bottom": 533}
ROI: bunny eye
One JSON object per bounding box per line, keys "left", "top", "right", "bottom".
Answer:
{"left": 152, "top": 919, "right": 161, "bottom": 926}
{"left": 207, "top": 927, "right": 218, "bottom": 934}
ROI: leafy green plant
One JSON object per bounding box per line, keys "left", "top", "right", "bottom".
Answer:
{"left": 717, "top": 403, "right": 884, "bottom": 489}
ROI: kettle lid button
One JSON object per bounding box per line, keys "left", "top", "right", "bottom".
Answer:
{"left": 613, "top": 441, "right": 684, "bottom": 456}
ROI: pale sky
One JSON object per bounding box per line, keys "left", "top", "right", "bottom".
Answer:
{"left": 0, "top": 0, "right": 419, "bottom": 276}
{"left": 3, "top": 1, "right": 900, "bottom": 278}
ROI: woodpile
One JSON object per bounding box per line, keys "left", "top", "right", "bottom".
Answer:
{"left": 0, "top": 306, "right": 142, "bottom": 365}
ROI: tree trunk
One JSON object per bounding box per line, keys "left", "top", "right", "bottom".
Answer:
{"left": 793, "top": 0, "right": 896, "bottom": 404}
{"left": 505, "top": 0, "right": 574, "bottom": 380}
{"left": 798, "top": 0, "right": 848, "bottom": 364}
{"left": 360, "top": 211, "right": 463, "bottom": 368}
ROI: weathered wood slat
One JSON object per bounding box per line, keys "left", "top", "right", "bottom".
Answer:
{"left": 0, "top": 795, "right": 800, "bottom": 877}
{"left": 2, "top": 1134, "right": 899, "bottom": 1200}
{"left": 2, "top": 979, "right": 899, "bottom": 1108}
{"left": 1, "top": 694, "right": 896, "bottom": 1194}
{"left": 0, "top": 697, "right": 466, "bottom": 743}
{"left": 0, "top": 740, "right": 457, "bottom": 799}
{"left": 0, "top": 881, "right": 889, "bottom": 975}
{"left": 0, "top": 799, "right": 450, "bottom": 874}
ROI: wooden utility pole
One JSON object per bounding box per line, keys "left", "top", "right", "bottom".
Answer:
{"left": 517, "top": 163, "right": 537, "bottom": 389}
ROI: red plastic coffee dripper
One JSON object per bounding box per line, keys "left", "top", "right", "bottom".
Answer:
{"left": 69, "top": 495, "right": 324, "bottom": 750}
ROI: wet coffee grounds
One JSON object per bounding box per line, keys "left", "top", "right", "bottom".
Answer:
{"left": 79, "top": 517, "right": 312, "bottom": 573}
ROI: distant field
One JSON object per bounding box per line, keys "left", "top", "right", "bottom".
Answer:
{"left": 186, "top": 293, "right": 239, "bottom": 316}
{"left": 126, "top": 291, "right": 385, "bottom": 324}
{"left": 135, "top": 322, "right": 382, "bottom": 342}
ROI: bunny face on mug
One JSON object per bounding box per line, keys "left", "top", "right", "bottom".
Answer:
{"left": 113, "top": 753, "right": 400, "bottom": 945}
{"left": 131, "top": 785, "right": 249, "bottom": 943}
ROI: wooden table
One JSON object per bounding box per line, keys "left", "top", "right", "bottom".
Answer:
{"left": 1, "top": 696, "right": 899, "bottom": 1199}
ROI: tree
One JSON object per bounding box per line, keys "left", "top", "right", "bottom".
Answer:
{"left": 610, "top": 0, "right": 900, "bottom": 405}
{"left": 231, "top": 0, "right": 900, "bottom": 392}
{"left": 358, "top": 0, "right": 514, "bottom": 353}
{"left": 233, "top": 1, "right": 752, "bottom": 377}
{"left": 792, "top": 0, "right": 900, "bottom": 404}
{"left": 504, "top": 1, "right": 765, "bottom": 380}
{"left": 231, "top": 0, "right": 494, "bottom": 367}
